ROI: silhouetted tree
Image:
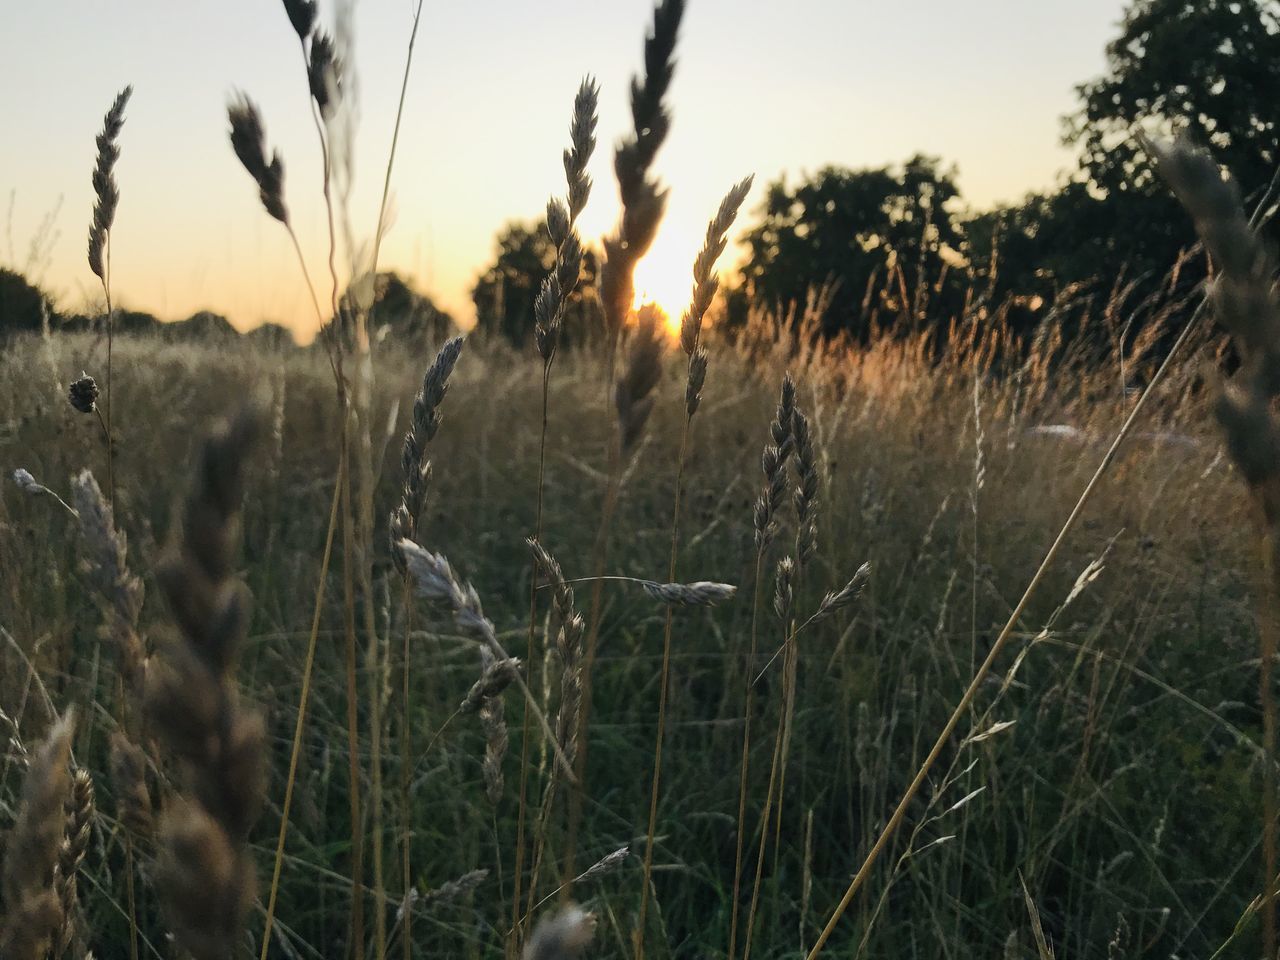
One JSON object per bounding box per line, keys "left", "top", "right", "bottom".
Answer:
{"left": 244, "top": 321, "right": 298, "bottom": 349}
{"left": 168, "top": 310, "right": 238, "bottom": 341}
{"left": 736, "top": 156, "right": 966, "bottom": 340}
{"left": 981, "top": 0, "right": 1280, "bottom": 303}
{"left": 316, "top": 271, "right": 455, "bottom": 353}
{"left": 368, "top": 272, "right": 454, "bottom": 347}
{"left": 113, "top": 310, "right": 161, "bottom": 335}
{"left": 0, "top": 268, "right": 52, "bottom": 337}
{"left": 1068, "top": 0, "right": 1280, "bottom": 201}
{"left": 472, "top": 220, "right": 600, "bottom": 349}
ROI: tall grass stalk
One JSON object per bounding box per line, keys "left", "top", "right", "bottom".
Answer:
{"left": 513, "top": 79, "right": 598, "bottom": 953}
{"left": 771, "top": 405, "right": 818, "bottom": 853}
{"left": 358, "top": 4, "right": 438, "bottom": 935}
{"left": 727, "top": 375, "right": 793, "bottom": 960}
{"left": 260, "top": 455, "right": 343, "bottom": 960}
{"left": 635, "top": 178, "right": 749, "bottom": 960}
{"left": 272, "top": 12, "right": 367, "bottom": 948}
{"left": 227, "top": 56, "right": 352, "bottom": 957}
{"left": 1146, "top": 137, "right": 1280, "bottom": 960}
{"left": 87, "top": 86, "right": 131, "bottom": 510}
{"left": 390, "top": 334, "right": 464, "bottom": 957}
{"left": 568, "top": 0, "right": 681, "bottom": 894}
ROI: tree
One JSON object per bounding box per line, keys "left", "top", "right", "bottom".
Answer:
{"left": 472, "top": 220, "right": 600, "bottom": 349}
{"left": 967, "top": 0, "right": 1280, "bottom": 342}
{"left": 1067, "top": 0, "right": 1280, "bottom": 200}
{"left": 244, "top": 321, "right": 298, "bottom": 349}
{"left": 0, "top": 268, "right": 52, "bottom": 337}
{"left": 736, "top": 156, "right": 967, "bottom": 340}
{"left": 317, "top": 271, "right": 455, "bottom": 353}
{"left": 167, "top": 310, "right": 238, "bottom": 341}
{"left": 366, "top": 272, "right": 454, "bottom": 348}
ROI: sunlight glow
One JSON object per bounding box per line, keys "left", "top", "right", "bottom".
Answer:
{"left": 631, "top": 234, "right": 697, "bottom": 338}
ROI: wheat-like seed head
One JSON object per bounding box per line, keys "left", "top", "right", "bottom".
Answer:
{"left": 679, "top": 176, "right": 754, "bottom": 357}
{"left": 774, "top": 556, "right": 796, "bottom": 621}
{"left": 685, "top": 347, "right": 709, "bottom": 417}
{"left": 420, "top": 868, "right": 489, "bottom": 908}
{"left": 577, "top": 845, "right": 631, "bottom": 883}
{"left": 528, "top": 539, "right": 585, "bottom": 764}
{"left": 307, "top": 31, "right": 342, "bottom": 116}
{"left": 12, "top": 468, "right": 39, "bottom": 494}
{"left": 155, "top": 800, "right": 258, "bottom": 960}
{"left": 460, "top": 656, "right": 522, "bottom": 713}
{"left": 754, "top": 442, "right": 789, "bottom": 551}
{"left": 600, "top": 0, "right": 685, "bottom": 346}
{"left": 0, "top": 712, "right": 75, "bottom": 960}
{"left": 565, "top": 78, "right": 599, "bottom": 222}
{"left": 772, "top": 374, "right": 797, "bottom": 456}
{"left": 146, "top": 409, "right": 265, "bottom": 960}
{"left": 72, "top": 470, "right": 146, "bottom": 700}
{"left": 227, "top": 95, "right": 289, "bottom": 225}
{"left": 391, "top": 336, "right": 465, "bottom": 570}
{"left": 52, "top": 766, "right": 95, "bottom": 958}
{"left": 68, "top": 374, "right": 99, "bottom": 415}
{"left": 280, "top": 0, "right": 317, "bottom": 40}
{"left": 792, "top": 408, "right": 819, "bottom": 567}
{"left": 615, "top": 305, "right": 666, "bottom": 453}
{"left": 479, "top": 689, "right": 508, "bottom": 807}
{"left": 679, "top": 177, "right": 753, "bottom": 415}
{"left": 87, "top": 87, "right": 132, "bottom": 282}
{"left": 638, "top": 578, "right": 737, "bottom": 607}
{"left": 536, "top": 79, "right": 599, "bottom": 362}
{"left": 813, "top": 562, "right": 872, "bottom": 622}
{"left": 398, "top": 539, "right": 504, "bottom": 651}
{"left": 1149, "top": 138, "right": 1280, "bottom": 520}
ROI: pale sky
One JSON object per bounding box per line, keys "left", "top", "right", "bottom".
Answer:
{"left": 2, "top": 0, "right": 1126, "bottom": 341}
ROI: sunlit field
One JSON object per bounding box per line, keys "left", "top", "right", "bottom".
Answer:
{"left": 4, "top": 0, "right": 1280, "bottom": 959}
{"left": 1, "top": 311, "right": 1268, "bottom": 958}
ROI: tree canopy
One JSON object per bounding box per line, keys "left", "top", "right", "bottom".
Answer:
{"left": 472, "top": 220, "right": 600, "bottom": 349}
{"left": 735, "top": 156, "right": 965, "bottom": 339}
{"left": 0, "top": 268, "right": 52, "bottom": 337}
{"left": 1068, "top": 0, "right": 1280, "bottom": 199}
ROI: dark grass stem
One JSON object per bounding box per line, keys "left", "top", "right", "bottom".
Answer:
{"left": 562, "top": 455, "right": 622, "bottom": 894}
{"left": 260, "top": 455, "right": 344, "bottom": 960}
{"left": 726, "top": 553, "right": 765, "bottom": 960}
{"left": 635, "top": 419, "right": 691, "bottom": 960}
{"left": 511, "top": 364, "right": 552, "bottom": 957}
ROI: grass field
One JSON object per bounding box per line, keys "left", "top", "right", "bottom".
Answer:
{"left": 4, "top": 0, "right": 1279, "bottom": 956}
{"left": 1, "top": 317, "right": 1269, "bottom": 958}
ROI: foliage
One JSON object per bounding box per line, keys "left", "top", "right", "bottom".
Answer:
{"left": 0, "top": 268, "right": 52, "bottom": 337}
{"left": 367, "top": 271, "right": 455, "bottom": 347}
{"left": 1067, "top": 0, "right": 1280, "bottom": 200}
{"left": 472, "top": 220, "right": 600, "bottom": 349}
{"left": 736, "top": 156, "right": 966, "bottom": 341}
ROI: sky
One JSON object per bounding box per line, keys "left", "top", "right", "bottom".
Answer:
{"left": 2, "top": 0, "right": 1127, "bottom": 342}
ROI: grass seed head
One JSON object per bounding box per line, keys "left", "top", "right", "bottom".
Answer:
{"left": 87, "top": 86, "right": 132, "bottom": 281}
{"left": 68, "top": 374, "right": 99, "bottom": 414}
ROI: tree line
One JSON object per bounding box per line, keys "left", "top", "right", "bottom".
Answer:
{"left": 474, "top": 0, "right": 1279, "bottom": 352}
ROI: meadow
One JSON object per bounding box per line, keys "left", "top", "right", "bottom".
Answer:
{"left": 2, "top": 0, "right": 1279, "bottom": 958}
{"left": 0, "top": 306, "right": 1269, "bottom": 958}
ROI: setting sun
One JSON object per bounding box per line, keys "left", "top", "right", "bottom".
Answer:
{"left": 629, "top": 222, "right": 738, "bottom": 338}
{"left": 632, "top": 241, "right": 693, "bottom": 337}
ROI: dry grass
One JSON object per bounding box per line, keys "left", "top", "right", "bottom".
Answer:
{"left": 0, "top": 310, "right": 1263, "bottom": 957}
